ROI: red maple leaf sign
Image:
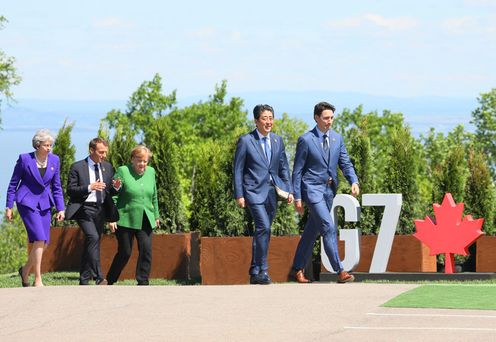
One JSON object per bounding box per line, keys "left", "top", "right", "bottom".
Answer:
{"left": 414, "top": 193, "right": 484, "bottom": 274}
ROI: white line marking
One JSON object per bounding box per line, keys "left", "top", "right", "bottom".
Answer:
{"left": 345, "top": 326, "right": 496, "bottom": 331}
{"left": 368, "top": 313, "right": 496, "bottom": 319}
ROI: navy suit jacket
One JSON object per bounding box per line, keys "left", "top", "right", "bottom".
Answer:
{"left": 292, "top": 127, "right": 358, "bottom": 204}
{"left": 65, "top": 158, "right": 118, "bottom": 221}
{"left": 233, "top": 130, "right": 292, "bottom": 205}
{"left": 6, "top": 152, "right": 65, "bottom": 211}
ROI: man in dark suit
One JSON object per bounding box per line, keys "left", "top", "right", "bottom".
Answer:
{"left": 292, "top": 101, "right": 360, "bottom": 283}
{"left": 66, "top": 137, "right": 118, "bottom": 285}
{"left": 234, "top": 104, "right": 294, "bottom": 285}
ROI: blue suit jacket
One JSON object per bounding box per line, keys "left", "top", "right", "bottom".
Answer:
{"left": 234, "top": 130, "right": 292, "bottom": 205}
{"left": 6, "top": 152, "right": 65, "bottom": 211}
{"left": 292, "top": 127, "right": 358, "bottom": 204}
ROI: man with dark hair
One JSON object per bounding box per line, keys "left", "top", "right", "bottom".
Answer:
{"left": 291, "top": 101, "right": 360, "bottom": 283}
{"left": 66, "top": 138, "right": 118, "bottom": 285}
{"left": 234, "top": 104, "right": 294, "bottom": 284}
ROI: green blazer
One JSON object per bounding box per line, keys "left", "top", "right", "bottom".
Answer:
{"left": 113, "top": 164, "right": 160, "bottom": 230}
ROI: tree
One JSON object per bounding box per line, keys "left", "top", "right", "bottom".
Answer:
{"left": 145, "top": 118, "right": 185, "bottom": 232}
{"left": 52, "top": 119, "right": 76, "bottom": 203}
{"left": 334, "top": 106, "right": 406, "bottom": 193}
{"left": 102, "top": 73, "right": 177, "bottom": 166}
{"left": 164, "top": 81, "right": 249, "bottom": 216}
{"left": 272, "top": 112, "right": 308, "bottom": 168}
{"left": 189, "top": 138, "right": 246, "bottom": 236}
{"left": 383, "top": 126, "right": 421, "bottom": 234}
{"left": 343, "top": 124, "right": 379, "bottom": 235}
{"left": 471, "top": 88, "right": 496, "bottom": 178}
{"left": 464, "top": 147, "right": 495, "bottom": 235}
{"left": 434, "top": 144, "right": 468, "bottom": 204}
{"left": 0, "top": 16, "right": 21, "bottom": 126}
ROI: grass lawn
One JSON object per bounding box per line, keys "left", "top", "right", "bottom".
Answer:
{"left": 0, "top": 271, "right": 200, "bottom": 288}
{"left": 383, "top": 284, "right": 496, "bottom": 310}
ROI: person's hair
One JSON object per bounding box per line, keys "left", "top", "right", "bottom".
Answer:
{"left": 314, "top": 101, "right": 336, "bottom": 117}
{"left": 89, "top": 137, "right": 109, "bottom": 150}
{"left": 253, "top": 104, "right": 274, "bottom": 120}
{"left": 32, "top": 129, "right": 55, "bottom": 149}
{"left": 131, "top": 145, "right": 152, "bottom": 160}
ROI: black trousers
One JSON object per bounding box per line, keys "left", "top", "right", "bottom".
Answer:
{"left": 76, "top": 204, "right": 106, "bottom": 284}
{"left": 107, "top": 214, "right": 153, "bottom": 285}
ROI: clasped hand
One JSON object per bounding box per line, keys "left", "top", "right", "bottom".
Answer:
{"left": 91, "top": 180, "right": 106, "bottom": 191}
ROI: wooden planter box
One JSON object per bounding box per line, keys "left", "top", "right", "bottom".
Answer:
{"left": 327, "top": 234, "right": 436, "bottom": 272}
{"left": 200, "top": 236, "right": 301, "bottom": 285}
{"left": 476, "top": 236, "right": 496, "bottom": 272}
{"left": 41, "top": 227, "right": 200, "bottom": 280}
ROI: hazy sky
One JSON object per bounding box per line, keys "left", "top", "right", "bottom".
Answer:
{"left": 2, "top": 0, "right": 495, "bottom": 101}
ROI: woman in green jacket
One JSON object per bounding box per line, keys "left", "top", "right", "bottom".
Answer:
{"left": 107, "top": 145, "right": 160, "bottom": 285}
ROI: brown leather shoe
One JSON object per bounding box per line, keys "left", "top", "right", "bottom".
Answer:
{"left": 294, "top": 269, "right": 311, "bottom": 283}
{"left": 337, "top": 271, "right": 354, "bottom": 283}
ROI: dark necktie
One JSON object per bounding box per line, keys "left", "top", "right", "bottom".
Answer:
{"left": 323, "top": 134, "right": 329, "bottom": 160}
{"left": 94, "top": 164, "right": 103, "bottom": 203}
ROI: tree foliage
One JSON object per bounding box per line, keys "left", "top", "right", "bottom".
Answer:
{"left": 145, "top": 118, "right": 185, "bottom": 232}
{"left": 464, "top": 147, "right": 495, "bottom": 235}
{"left": 435, "top": 144, "right": 468, "bottom": 204}
{"left": 0, "top": 16, "right": 21, "bottom": 126}
{"left": 164, "top": 80, "right": 249, "bottom": 215}
{"left": 189, "top": 138, "right": 246, "bottom": 236}
{"left": 0, "top": 208, "right": 27, "bottom": 274}
{"left": 102, "top": 73, "right": 177, "bottom": 166}
{"left": 272, "top": 112, "right": 308, "bottom": 168}
{"left": 382, "top": 126, "right": 421, "bottom": 234}
{"left": 52, "top": 119, "right": 76, "bottom": 204}
{"left": 471, "top": 88, "right": 496, "bottom": 179}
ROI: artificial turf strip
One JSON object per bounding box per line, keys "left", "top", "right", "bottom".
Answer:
{"left": 383, "top": 284, "right": 496, "bottom": 310}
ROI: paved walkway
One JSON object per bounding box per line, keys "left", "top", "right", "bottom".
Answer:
{"left": 1, "top": 283, "right": 496, "bottom": 341}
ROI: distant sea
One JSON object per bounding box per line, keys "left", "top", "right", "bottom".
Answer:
{"left": 0, "top": 91, "right": 477, "bottom": 207}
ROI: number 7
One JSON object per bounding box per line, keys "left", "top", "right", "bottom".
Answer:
{"left": 321, "top": 194, "right": 402, "bottom": 273}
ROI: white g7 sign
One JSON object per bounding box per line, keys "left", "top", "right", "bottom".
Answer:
{"left": 322, "top": 194, "right": 402, "bottom": 273}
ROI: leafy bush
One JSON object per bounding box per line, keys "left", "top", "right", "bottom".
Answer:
{"left": 0, "top": 210, "right": 27, "bottom": 274}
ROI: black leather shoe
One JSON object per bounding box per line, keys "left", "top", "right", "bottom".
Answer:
{"left": 259, "top": 272, "right": 272, "bottom": 285}
{"left": 250, "top": 273, "right": 272, "bottom": 285}
{"left": 250, "top": 274, "right": 260, "bottom": 284}
{"left": 137, "top": 280, "right": 149, "bottom": 286}
{"left": 18, "top": 266, "right": 29, "bottom": 287}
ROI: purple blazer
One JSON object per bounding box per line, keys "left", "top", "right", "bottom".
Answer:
{"left": 6, "top": 152, "right": 65, "bottom": 211}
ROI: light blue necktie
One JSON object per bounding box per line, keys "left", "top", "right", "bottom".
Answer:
{"left": 262, "top": 137, "right": 271, "bottom": 162}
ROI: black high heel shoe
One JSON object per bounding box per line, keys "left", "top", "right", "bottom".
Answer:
{"left": 18, "top": 266, "right": 29, "bottom": 287}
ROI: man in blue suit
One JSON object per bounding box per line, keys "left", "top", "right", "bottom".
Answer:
{"left": 234, "top": 104, "right": 294, "bottom": 285}
{"left": 292, "top": 101, "right": 360, "bottom": 283}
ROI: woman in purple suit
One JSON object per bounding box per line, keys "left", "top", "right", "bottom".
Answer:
{"left": 5, "top": 129, "right": 65, "bottom": 287}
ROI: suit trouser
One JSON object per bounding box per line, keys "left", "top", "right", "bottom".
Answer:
{"left": 107, "top": 214, "right": 153, "bottom": 285}
{"left": 292, "top": 186, "right": 343, "bottom": 273}
{"left": 247, "top": 187, "right": 277, "bottom": 275}
{"left": 76, "top": 204, "right": 106, "bottom": 284}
